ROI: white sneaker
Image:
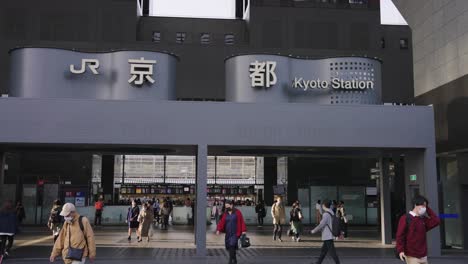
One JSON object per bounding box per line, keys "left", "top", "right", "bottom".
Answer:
{"left": 292, "top": 237, "right": 296, "bottom": 241}
{"left": 296, "top": 237, "right": 301, "bottom": 242}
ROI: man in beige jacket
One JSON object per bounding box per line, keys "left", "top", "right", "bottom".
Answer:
{"left": 50, "top": 203, "right": 96, "bottom": 264}
{"left": 271, "top": 196, "right": 286, "bottom": 242}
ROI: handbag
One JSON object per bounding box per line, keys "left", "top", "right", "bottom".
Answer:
{"left": 240, "top": 234, "right": 251, "bottom": 248}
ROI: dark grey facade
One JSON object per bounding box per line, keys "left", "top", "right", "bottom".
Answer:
{"left": 0, "top": 0, "right": 412, "bottom": 103}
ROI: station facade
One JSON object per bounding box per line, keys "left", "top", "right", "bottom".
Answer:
{"left": 0, "top": 0, "right": 448, "bottom": 256}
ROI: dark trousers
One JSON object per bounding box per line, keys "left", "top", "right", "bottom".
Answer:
{"left": 273, "top": 224, "right": 282, "bottom": 239}
{"left": 257, "top": 214, "right": 264, "bottom": 225}
{"left": 0, "top": 235, "right": 14, "bottom": 255}
{"left": 341, "top": 221, "right": 348, "bottom": 238}
{"left": 162, "top": 215, "right": 169, "bottom": 229}
{"left": 228, "top": 247, "right": 237, "bottom": 264}
{"left": 95, "top": 210, "right": 102, "bottom": 226}
{"left": 316, "top": 239, "right": 340, "bottom": 264}
{"left": 155, "top": 213, "right": 160, "bottom": 223}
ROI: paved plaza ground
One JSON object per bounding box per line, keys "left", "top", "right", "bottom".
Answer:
{"left": 4, "top": 225, "right": 467, "bottom": 264}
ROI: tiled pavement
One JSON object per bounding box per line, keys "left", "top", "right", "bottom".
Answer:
{"left": 4, "top": 225, "right": 467, "bottom": 264}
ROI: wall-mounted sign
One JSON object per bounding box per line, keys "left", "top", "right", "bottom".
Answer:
{"left": 226, "top": 55, "right": 382, "bottom": 104}
{"left": 9, "top": 48, "right": 177, "bottom": 100}
{"left": 409, "top": 174, "right": 417, "bottom": 181}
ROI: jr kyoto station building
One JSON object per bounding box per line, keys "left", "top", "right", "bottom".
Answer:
{"left": 1, "top": 0, "right": 461, "bottom": 259}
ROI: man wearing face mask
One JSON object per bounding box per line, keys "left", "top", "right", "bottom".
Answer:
{"left": 216, "top": 200, "right": 247, "bottom": 264}
{"left": 50, "top": 203, "right": 96, "bottom": 264}
{"left": 396, "top": 195, "right": 440, "bottom": 264}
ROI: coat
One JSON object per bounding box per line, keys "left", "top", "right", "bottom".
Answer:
{"left": 217, "top": 209, "right": 247, "bottom": 249}
{"left": 217, "top": 209, "right": 247, "bottom": 239}
{"left": 271, "top": 202, "right": 286, "bottom": 225}
{"left": 138, "top": 209, "right": 153, "bottom": 237}
{"left": 51, "top": 214, "right": 96, "bottom": 264}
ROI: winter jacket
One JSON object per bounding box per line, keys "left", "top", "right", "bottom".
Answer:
{"left": 51, "top": 214, "right": 96, "bottom": 264}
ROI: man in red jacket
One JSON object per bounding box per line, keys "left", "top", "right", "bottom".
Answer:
{"left": 216, "top": 200, "right": 247, "bottom": 264}
{"left": 396, "top": 195, "right": 440, "bottom": 264}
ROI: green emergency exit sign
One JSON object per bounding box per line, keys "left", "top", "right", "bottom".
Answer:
{"left": 410, "top": 174, "right": 417, "bottom": 181}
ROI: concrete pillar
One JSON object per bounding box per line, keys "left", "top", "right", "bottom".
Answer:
{"left": 101, "top": 155, "right": 115, "bottom": 204}
{"left": 405, "top": 148, "right": 441, "bottom": 257}
{"left": 263, "top": 157, "right": 277, "bottom": 206}
{"left": 379, "top": 158, "right": 392, "bottom": 245}
{"left": 195, "top": 145, "right": 207, "bottom": 257}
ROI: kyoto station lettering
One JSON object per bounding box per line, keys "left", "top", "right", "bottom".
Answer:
{"left": 292, "top": 77, "right": 375, "bottom": 91}
{"left": 226, "top": 54, "right": 382, "bottom": 104}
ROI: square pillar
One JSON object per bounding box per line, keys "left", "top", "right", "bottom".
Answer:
{"left": 263, "top": 157, "right": 277, "bottom": 206}
{"left": 195, "top": 145, "right": 207, "bottom": 257}
{"left": 101, "top": 155, "right": 115, "bottom": 204}
{"left": 405, "top": 148, "right": 441, "bottom": 257}
{"left": 379, "top": 158, "right": 392, "bottom": 245}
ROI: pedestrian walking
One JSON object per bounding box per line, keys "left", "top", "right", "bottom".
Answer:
{"left": 160, "top": 199, "right": 171, "bottom": 230}
{"left": 311, "top": 200, "right": 340, "bottom": 264}
{"left": 271, "top": 196, "right": 286, "bottom": 242}
{"left": 137, "top": 203, "right": 153, "bottom": 242}
{"left": 216, "top": 200, "right": 247, "bottom": 264}
{"left": 315, "top": 200, "right": 323, "bottom": 225}
{"left": 49, "top": 203, "right": 96, "bottom": 264}
{"left": 48, "top": 199, "right": 64, "bottom": 243}
{"left": 0, "top": 200, "right": 17, "bottom": 261}
{"left": 331, "top": 200, "right": 337, "bottom": 215}
{"left": 396, "top": 195, "right": 440, "bottom": 264}
{"left": 153, "top": 199, "right": 161, "bottom": 225}
{"left": 290, "top": 201, "right": 304, "bottom": 242}
{"left": 255, "top": 200, "right": 266, "bottom": 227}
{"left": 15, "top": 201, "right": 26, "bottom": 229}
{"left": 94, "top": 198, "right": 104, "bottom": 226}
{"left": 126, "top": 200, "right": 140, "bottom": 241}
{"left": 337, "top": 201, "right": 348, "bottom": 239}
{"left": 212, "top": 201, "right": 222, "bottom": 225}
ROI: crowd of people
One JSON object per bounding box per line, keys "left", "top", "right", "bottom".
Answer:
{"left": 0, "top": 193, "right": 441, "bottom": 264}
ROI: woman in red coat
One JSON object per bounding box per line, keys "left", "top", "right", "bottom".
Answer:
{"left": 216, "top": 200, "right": 247, "bottom": 264}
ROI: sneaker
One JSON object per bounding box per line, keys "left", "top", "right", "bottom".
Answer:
{"left": 278, "top": 238, "right": 282, "bottom": 242}
{"left": 128, "top": 236, "right": 131, "bottom": 241}
{"left": 296, "top": 237, "right": 301, "bottom": 242}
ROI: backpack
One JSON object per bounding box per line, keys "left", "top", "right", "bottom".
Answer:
{"left": 394, "top": 213, "right": 412, "bottom": 259}
{"left": 49, "top": 207, "right": 61, "bottom": 224}
{"left": 324, "top": 211, "right": 341, "bottom": 237}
